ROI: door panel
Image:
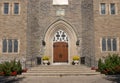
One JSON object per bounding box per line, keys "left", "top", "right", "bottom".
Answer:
{"left": 53, "top": 42, "right": 68, "bottom": 62}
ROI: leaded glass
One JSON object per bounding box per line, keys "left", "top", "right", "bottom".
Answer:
{"left": 3, "top": 39, "right": 7, "bottom": 52}
{"left": 102, "top": 38, "right": 106, "bottom": 51}
{"left": 107, "top": 38, "right": 112, "bottom": 51}
{"left": 14, "top": 39, "right": 18, "bottom": 52}
{"left": 8, "top": 39, "right": 12, "bottom": 52}
{"left": 53, "top": 30, "right": 68, "bottom": 42}
{"left": 113, "top": 38, "right": 117, "bottom": 51}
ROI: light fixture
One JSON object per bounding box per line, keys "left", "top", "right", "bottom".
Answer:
{"left": 42, "top": 40, "right": 46, "bottom": 46}
{"left": 76, "top": 40, "right": 80, "bottom": 46}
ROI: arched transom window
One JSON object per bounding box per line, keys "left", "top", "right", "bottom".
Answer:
{"left": 53, "top": 30, "right": 68, "bottom": 42}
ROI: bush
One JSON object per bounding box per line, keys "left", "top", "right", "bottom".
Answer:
{"left": 0, "top": 59, "right": 22, "bottom": 76}
{"left": 2, "top": 62, "right": 12, "bottom": 76}
{"left": 98, "top": 53, "right": 120, "bottom": 75}
{"left": 16, "top": 60, "right": 22, "bottom": 74}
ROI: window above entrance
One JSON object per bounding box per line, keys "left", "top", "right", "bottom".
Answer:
{"left": 53, "top": 0, "right": 68, "bottom": 5}
{"left": 53, "top": 30, "right": 68, "bottom": 42}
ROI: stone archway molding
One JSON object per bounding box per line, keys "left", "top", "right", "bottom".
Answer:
{"left": 44, "top": 19, "right": 78, "bottom": 64}
{"left": 45, "top": 19, "right": 77, "bottom": 41}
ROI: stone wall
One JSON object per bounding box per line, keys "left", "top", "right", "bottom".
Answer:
{"left": 27, "top": 0, "right": 83, "bottom": 65}
{"left": 0, "top": 0, "right": 27, "bottom": 62}
{"left": 81, "top": 0, "right": 95, "bottom": 66}
{"left": 94, "top": 0, "right": 120, "bottom": 61}
{"left": 0, "top": 0, "right": 119, "bottom": 67}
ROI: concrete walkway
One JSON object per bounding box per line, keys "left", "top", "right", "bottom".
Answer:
{"left": 1, "top": 75, "right": 120, "bottom": 83}
{"left": 18, "top": 75, "right": 111, "bottom": 83}
{"left": 19, "top": 75, "right": 119, "bottom": 83}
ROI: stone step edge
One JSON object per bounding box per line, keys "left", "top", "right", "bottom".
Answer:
{"left": 29, "top": 69, "right": 92, "bottom": 71}
{"left": 22, "top": 73, "right": 100, "bottom": 77}
{"left": 27, "top": 72, "right": 97, "bottom": 73}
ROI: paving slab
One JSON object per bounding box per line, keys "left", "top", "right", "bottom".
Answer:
{"left": 17, "top": 75, "right": 116, "bottom": 83}
{"left": 1, "top": 75, "right": 120, "bottom": 83}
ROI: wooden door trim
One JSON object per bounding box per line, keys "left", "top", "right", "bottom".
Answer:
{"left": 53, "top": 42, "right": 68, "bottom": 63}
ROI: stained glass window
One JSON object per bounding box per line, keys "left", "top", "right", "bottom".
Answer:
{"left": 53, "top": 30, "right": 68, "bottom": 42}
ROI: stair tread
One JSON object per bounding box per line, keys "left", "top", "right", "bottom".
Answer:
{"left": 22, "top": 65, "right": 100, "bottom": 76}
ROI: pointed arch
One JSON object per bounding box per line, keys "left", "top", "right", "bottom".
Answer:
{"left": 44, "top": 20, "right": 77, "bottom": 42}
{"left": 44, "top": 20, "right": 78, "bottom": 64}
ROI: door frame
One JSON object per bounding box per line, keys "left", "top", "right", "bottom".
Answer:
{"left": 52, "top": 42, "right": 70, "bottom": 65}
{"left": 44, "top": 20, "right": 78, "bottom": 65}
{"left": 53, "top": 42, "right": 68, "bottom": 63}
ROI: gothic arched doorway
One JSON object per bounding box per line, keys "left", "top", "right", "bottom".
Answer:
{"left": 44, "top": 20, "right": 77, "bottom": 65}
{"left": 53, "top": 30, "right": 68, "bottom": 63}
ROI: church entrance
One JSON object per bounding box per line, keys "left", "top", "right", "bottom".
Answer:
{"left": 44, "top": 20, "right": 78, "bottom": 65}
{"left": 53, "top": 30, "right": 69, "bottom": 63}
{"left": 53, "top": 42, "right": 68, "bottom": 62}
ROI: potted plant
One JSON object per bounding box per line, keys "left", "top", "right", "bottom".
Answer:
{"left": 42, "top": 56, "right": 50, "bottom": 65}
{"left": 73, "top": 55, "right": 80, "bottom": 65}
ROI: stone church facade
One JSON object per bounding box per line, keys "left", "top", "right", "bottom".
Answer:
{"left": 0, "top": 0, "right": 120, "bottom": 67}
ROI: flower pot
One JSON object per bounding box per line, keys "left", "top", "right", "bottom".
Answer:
{"left": 43, "top": 60, "right": 49, "bottom": 65}
{"left": 74, "top": 60, "right": 79, "bottom": 65}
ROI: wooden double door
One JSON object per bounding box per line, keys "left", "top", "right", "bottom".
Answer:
{"left": 53, "top": 42, "right": 68, "bottom": 62}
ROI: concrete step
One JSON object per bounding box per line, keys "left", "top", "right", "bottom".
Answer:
{"left": 30, "top": 66, "right": 91, "bottom": 70}
{"left": 29, "top": 69, "right": 92, "bottom": 72}
{"left": 32, "top": 65, "right": 90, "bottom": 68}
{"left": 27, "top": 70, "right": 96, "bottom": 73}
{"left": 22, "top": 65, "right": 100, "bottom": 77}
{"left": 22, "top": 72, "right": 100, "bottom": 76}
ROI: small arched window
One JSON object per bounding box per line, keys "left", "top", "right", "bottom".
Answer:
{"left": 2, "top": 39, "right": 7, "bottom": 52}
{"left": 101, "top": 37, "right": 118, "bottom": 52}
{"left": 53, "top": 30, "right": 68, "bottom": 42}
{"left": 107, "top": 38, "right": 112, "bottom": 51}
{"left": 2, "top": 39, "right": 19, "bottom": 53}
{"left": 102, "top": 38, "right": 106, "bottom": 51}
{"left": 14, "top": 39, "right": 18, "bottom": 52}
{"left": 8, "top": 39, "right": 12, "bottom": 52}
{"left": 113, "top": 38, "right": 117, "bottom": 51}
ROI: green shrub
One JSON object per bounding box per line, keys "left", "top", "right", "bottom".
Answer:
{"left": 98, "top": 59, "right": 106, "bottom": 72}
{"left": 0, "top": 64, "right": 3, "bottom": 72}
{"left": 16, "top": 60, "right": 22, "bottom": 74}
{"left": 2, "top": 62, "right": 12, "bottom": 76}
{"left": 0, "top": 59, "right": 22, "bottom": 76}
{"left": 98, "top": 53, "right": 120, "bottom": 75}
{"left": 11, "top": 59, "right": 18, "bottom": 72}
